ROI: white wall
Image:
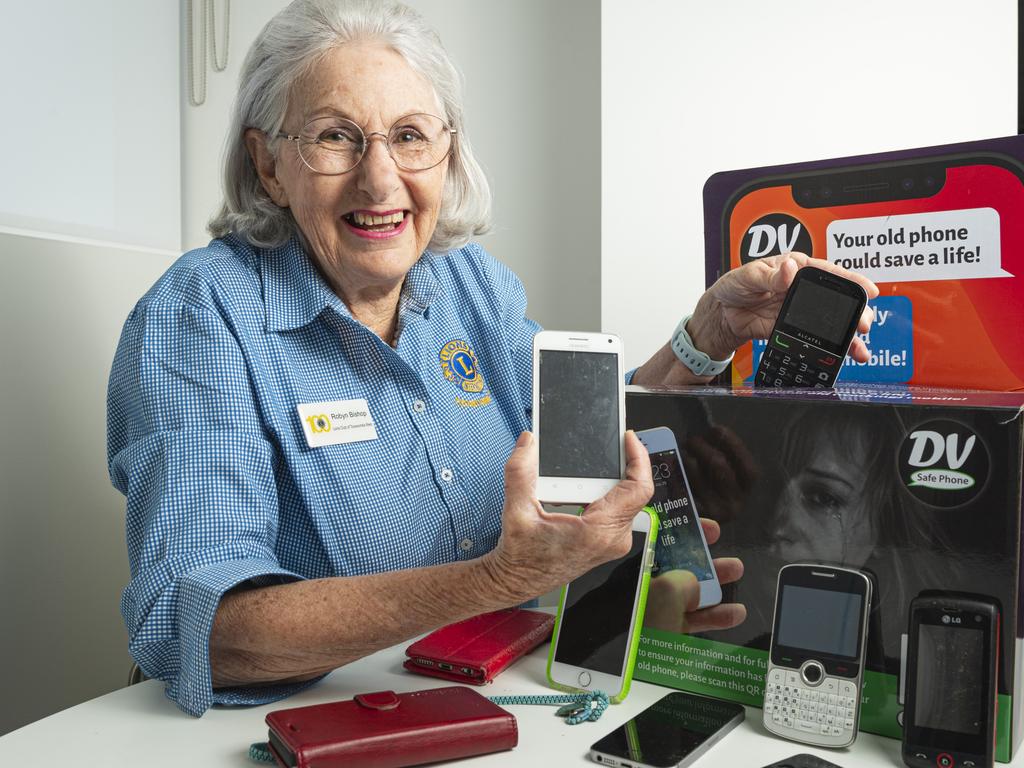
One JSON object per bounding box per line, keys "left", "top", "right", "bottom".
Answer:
{"left": 602, "top": 0, "right": 1017, "bottom": 369}
{"left": 0, "top": 1, "right": 180, "bottom": 251}
{"left": 0, "top": 234, "right": 175, "bottom": 735}
{"left": 183, "top": 0, "right": 602, "bottom": 331}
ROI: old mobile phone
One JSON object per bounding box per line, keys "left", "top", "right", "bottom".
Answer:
{"left": 902, "top": 592, "right": 1000, "bottom": 768}
{"left": 754, "top": 267, "right": 867, "bottom": 388}
{"left": 635, "top": 426, "right": 722, "bottom": 608}
{"left": 760, "top": 755, "right": 845, "bottom": 768}
{"left": 764, "top": 564, "right": 872, "bottom": 748}
{"left": 589, "top": 691, "right": 744, "bottom": 768}
{"left": 547, "top": 507, "right": 657, "bottom": 703}
{"left": 533, "top": 330, "right": 625, "bottom": 504}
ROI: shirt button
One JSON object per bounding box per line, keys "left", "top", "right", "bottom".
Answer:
{"left": 412, "top": 399, "right": 426, "bottom": 413}
{"left": 440, "top": 468, "right": 454, "bottom": 483}
{"left": 459, "top": 538, "right": 473, "bottom": 552}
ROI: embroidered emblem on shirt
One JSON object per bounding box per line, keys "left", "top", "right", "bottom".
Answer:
{"left": 440, "top": 340, "right": 485, "bottom": 394}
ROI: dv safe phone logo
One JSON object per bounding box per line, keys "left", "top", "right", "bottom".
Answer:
{"left": 740, "top": 213, "right": 813, "bottom": 264}
{"left": 898, "top": 419, "right": 989, "bottom": 508}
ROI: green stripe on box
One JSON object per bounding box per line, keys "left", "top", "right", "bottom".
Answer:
{"left": 636, "top": 632, "right": 1014, "bottom": 762}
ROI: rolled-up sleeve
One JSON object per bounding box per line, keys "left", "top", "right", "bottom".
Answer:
{"left": 107, "top": 296, "right": 313, "bottom": 716}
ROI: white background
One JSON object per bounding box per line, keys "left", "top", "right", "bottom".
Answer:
{"left": 602, "top": 0, "right": 1017, "bottom": 370}
{"left": 0, "top": 1, "right": 180, "bottom": 250}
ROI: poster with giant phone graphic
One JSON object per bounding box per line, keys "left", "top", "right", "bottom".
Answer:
{"left": 716, "top": 148, "right": 1024, "bottom": 391}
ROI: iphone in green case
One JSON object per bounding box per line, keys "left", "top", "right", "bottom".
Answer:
{"left": 546, "top": 505, "right": 658, "bottom": 703}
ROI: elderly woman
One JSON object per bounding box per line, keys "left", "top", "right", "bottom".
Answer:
{"left": 107, "top": 0, "right": 876, "bottom": 716}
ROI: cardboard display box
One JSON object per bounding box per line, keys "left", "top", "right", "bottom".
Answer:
{"left": 627, "top": 384, "right": 1024, "bottom": 761}
{"left": 702, "top": 134, "right": 1024, "bottom": 391}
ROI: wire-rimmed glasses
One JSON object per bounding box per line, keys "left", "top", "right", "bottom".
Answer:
{"left": 277, "top": 113, "right": 456, "bottom": 175}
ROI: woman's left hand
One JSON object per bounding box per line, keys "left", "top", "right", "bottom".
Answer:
{"left": 632, "top": 253, "right": 878, "bottom": 387}
{"left": 686, "top": 252, "right": 879, "bottom": 363}
{"left": 642, "top": 517, "right": 746, "bottom": 634}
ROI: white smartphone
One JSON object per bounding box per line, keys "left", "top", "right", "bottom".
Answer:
{"left": 547, "top": 508, "right": 657, "bottom": 703}
{"left": 635, "top": 427, "right": 722, "bottom": 608}
{"left": 532, "top": 330, "right": 625, "bottom": 504}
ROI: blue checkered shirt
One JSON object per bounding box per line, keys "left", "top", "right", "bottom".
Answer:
{"left": 107, "top": 235, "right": 540, "bottom": 716}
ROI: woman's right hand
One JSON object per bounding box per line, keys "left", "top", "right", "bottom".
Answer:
{"left": 481, "top": 430, "right": 655, "bottom": 603}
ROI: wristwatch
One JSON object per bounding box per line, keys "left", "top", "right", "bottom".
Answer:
{"left": 670, "top": 314, "right": 734, "bottom": 377}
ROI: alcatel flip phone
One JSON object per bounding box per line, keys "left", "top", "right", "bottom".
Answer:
{"left": 764, "top": 564, "right": 872, "bottom": 748}
{"left": 902, "top": 592, "right": 1000, "bottom": 768}
{"left": 754, "top": 267, "right": 867, "bottom": 388}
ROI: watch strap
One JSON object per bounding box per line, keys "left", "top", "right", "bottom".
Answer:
{"left": 670, "top": 314, "right": 734, "bottom": 377}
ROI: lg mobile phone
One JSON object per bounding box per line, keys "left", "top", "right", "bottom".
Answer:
{"left": 754, "top": 267, "right": 867, "bottom": 388}
{"left": 902, "top": 592, "right": 1000, "bottom": 768}
{"left": 760, "top": 755, "right": 845, "bottom": 768}
{"left": 547, "top": 507, "right": 657, "bottom": 703}
{"left": 764, "top": 564, "right": 872, "bottom": 748}
{"left": 635, "top": 427, "right": 722, "bottom": 608}
{"left": 533, "top": 330, "right": 625, "bottom": 504}
{"left": 589, "top": 691, "right": 744, "bottom": 768}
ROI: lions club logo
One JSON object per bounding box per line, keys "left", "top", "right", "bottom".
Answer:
{"left": 440, "top": 340, "right": 484, "bottom": 393}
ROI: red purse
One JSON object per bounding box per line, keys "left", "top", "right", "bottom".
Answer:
{"left": 265, "top": 686, "right": 517, "bottom": 768}
{"left": 403, "top": 608, "right": 554, "bottom": 684}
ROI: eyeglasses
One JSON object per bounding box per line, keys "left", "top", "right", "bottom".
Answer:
{"left": 277, "top": 113, "right": 456, "bottom": 175}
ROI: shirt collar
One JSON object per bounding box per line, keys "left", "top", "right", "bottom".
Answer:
{"left": 261, "top": 236, "right": 443, "bottom": 332}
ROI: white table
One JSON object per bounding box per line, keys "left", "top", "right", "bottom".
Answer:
{"left": 0, "top": 639, "right": 1014, "bottom": 767}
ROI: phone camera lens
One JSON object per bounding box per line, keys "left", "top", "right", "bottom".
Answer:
{"left": 595, "top": 757, "right": 603, "bottom": 763}
{"left": 820, "top": 186, "right": 833, "bottom": 199}
{"left": 800, "top": 188, "right": 813, "bottom": 202}
{"left": 975, "top": 615, "right": 982, "bottom": 622}
{"left": 924, "top": 175, "right": 936, "bottom": 188}
{"left": 901, "top": 177, "right": 915, "bottom": 191}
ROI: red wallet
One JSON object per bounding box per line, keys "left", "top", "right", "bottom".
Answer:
{"left": 265, "top": 686, "right": 517, "bottom": 768}
{"left": 404, "top": 608, "right": 554, "bottom": 685}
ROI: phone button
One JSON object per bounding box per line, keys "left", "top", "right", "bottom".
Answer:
{"left": 577, "top": 671, "right": 592, "bottom": 687}
{"left": 936, "top": 754, "right": 954, "bottom": 768}
{"left": 800, "top": 660, "right": 825, "bottom": 686}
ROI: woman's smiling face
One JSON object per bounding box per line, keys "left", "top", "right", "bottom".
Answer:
{"left": 267, "top": 42, "right": 449, "bottom": 301}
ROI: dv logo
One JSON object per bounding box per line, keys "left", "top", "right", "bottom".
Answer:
{"left": 739, "top": 213, "right": 813, "bottom": 264}
{"left": 898, "top": 420, "right": 988, "bottom": 508}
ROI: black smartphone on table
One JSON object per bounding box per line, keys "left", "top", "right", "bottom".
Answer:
{"left": 902, "top": 591, "right": 1000, "bottom": 768}
{"left": 754, "top": 267, "right": 867, "bottom": 388}
{"left": 588, "top": 691, "right": 744, "bottom": 768}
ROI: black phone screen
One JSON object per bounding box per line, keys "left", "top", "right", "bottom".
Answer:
{"left": 554, "top": 530, "right": 645, "bottom": 675}
{"left": 780, "top": 278, "right": 863, "bottom": 349}
{"left": 913, "top": 623, "right": 985, "bottom": 734}
{"left": 591, "top": 692, "right": 744, "bottom": 768}
{"left": 776, "top": 585, "right": 863, "bottom": 659}
{"left": 538, "top": 349, "right": 620, "bottom": 478}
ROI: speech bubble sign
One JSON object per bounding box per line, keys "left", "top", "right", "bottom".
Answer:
{"left": 826, "top": 208, "right": 1014, "bottom": 283}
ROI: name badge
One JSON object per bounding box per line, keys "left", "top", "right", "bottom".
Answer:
{"left": 297, "top": 399, "right": 378, "bottom": 448}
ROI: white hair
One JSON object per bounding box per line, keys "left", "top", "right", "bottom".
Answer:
{"left": 208, "top": 0, "right": 491, "bottom": 251}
